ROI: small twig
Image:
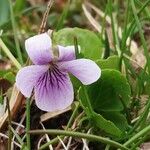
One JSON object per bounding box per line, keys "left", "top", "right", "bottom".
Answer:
{"left": 40, "top": 122, "right": 53, "bottom": 150}
{"left": 37, "top": 135, "right": 47, "bottom": 149}
{"left": 57, "top": 136, "right": 67, "bottom": 150}
{"left": 39, "top": 0, "right": 54, "bottom": 34}
{"left": 11, "top": 121, "right": 25, "bottom": 129}
{"left": 66, "top": 137, "right": 72, "bottom": 149}
{"left": 0, "top": 132, "right": 21, "bottom": 148}
{"left": 10, "top": 127, "right": 24, "bottom": 145}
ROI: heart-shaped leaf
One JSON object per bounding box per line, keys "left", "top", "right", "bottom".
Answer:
{"left": 96, "top": 55, "right": 120, "bottom": 70}
{"left": 78, "top": 86, "right": 122, "bottom": 137}
{"left": 88, "top": 69, "right": 131, "bottom": 112}
{"left": 54, "top": 27, "right": 103, "bottom": 60}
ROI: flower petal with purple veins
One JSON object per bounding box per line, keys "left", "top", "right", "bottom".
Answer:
{"left": 16, "top": 32, "right": 101, "bottom": 112}
{"left": 16, "top": 65, "right": 49, "bottom": 97}
{"left": 58, "top": 45, "right": 76, "bottom": 61}
{"left": 34, "top": 67, "right": 74, "bottom": 112}
{"left": 25, "top": 33, "right": 53, "bottom": 65}
{"left": 59, "top": 59, "right": 101, "bottom": 85}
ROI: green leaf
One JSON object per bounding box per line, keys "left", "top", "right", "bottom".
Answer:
{"left": 96, "top": 55, "right": 120, "bottom": 70}
{"left": 92, "top": 112, "right": 122, "bottom": 137}
{"left": 88, "top": 69, "right": 131, "bottom": 112}
{"left": 54, "top": 27, "right": 103, "bottom": 60}
{"left": 0, "top": 0, "right": 10, "bottom": 26}
{"left": 101, "top": 112, "right": 129, "bottom": 131}
{"left": 78, "top": 86, "right": 122, "bottom": 137}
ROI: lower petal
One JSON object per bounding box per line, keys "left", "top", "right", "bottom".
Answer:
{"left": 59, "top": 59, "right": 101, "bottom": 85}
{"left": 16, "top": 65, "right": 49, "bottom": 97}
{"left": 34, "top": 71, "right": 74, "bottom": 112}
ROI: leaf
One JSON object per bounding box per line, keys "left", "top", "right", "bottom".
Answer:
{"left": 96, "top": 55, "right": 120, "bottom": 70}
{"left": 54, "top": 27, "right": 103, "bottom": 60}
{"left": 0, "top": 0, "right": 10, "bottom": 26}
{"left": 88, "top": 69, "right": 131, "bottom": 112}
{"left": 92, "top": 112, "right": 122, "bottom": 137}
{"left": 78, "top": 86, "right": 122, "bottom": 137}
{"left": 101, "top": 112, "right": 129, "bottom": 131}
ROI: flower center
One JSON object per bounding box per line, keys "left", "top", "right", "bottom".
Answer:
{"left": 36, "top": 63, "right": 67, "bottom": 90}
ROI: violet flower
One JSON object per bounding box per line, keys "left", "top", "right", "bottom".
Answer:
{"left": 16, "top": 33, "right": 101, "bottom": 112}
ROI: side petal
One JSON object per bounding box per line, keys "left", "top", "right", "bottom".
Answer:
{"left": 59, "top": 59, "right": 101, "bottom": 85}
{"left": 34, "top": 70, "right": 74, "bottom": 112}
{"left": 25, "top": 33, "right": 53, "bottom": 65}
{"left": 58, "top": 45, "right": 76, "bottom": 61}
{"left": 16, "top": 65, "right": 49, "bottom": 97}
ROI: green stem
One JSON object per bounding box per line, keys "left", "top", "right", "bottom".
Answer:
{"left": 8, "top": 0, "right": 23, "bottom": 64}
{"left": 0, "top": 38, "right": 21, "bottom": 69}
{"left": 131, "top": 0, "right": 150, "bottom": 74}
{"left": 39, "top": 102, "right": 80, "bottom": 150}
{"left": 7, "top": 98, "right": 12, "bottom": 150}
{"left": 29, "top": 129, "right": 129, "bottom": 150}
{"left": 82, "top": 85, "right": 93, "bottom": 113}
{"left": 124, "top": 124, "right": 150, "bottom": 147}
{"left": 26, "top": 98, "right": 31, "bottom": 150}
{"left": 66, "top": 102, "right": 79, "bottom": 129}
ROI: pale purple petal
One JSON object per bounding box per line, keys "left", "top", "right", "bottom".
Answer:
{"left": 34, "top": 69, "right": 74, "bottom": 112}
{"left": 58, "top": 45, "right": 76, "bottom": 61}
{"left": 25, "top": 33, "right": 53, "bottom": 65}
{"left": 16, "top": 65, "right": 49, "bottom": 97}
{"left": 59, "top": 59, "right": 101, "bottom": 85}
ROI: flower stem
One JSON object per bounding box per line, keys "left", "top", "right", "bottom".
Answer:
{"left": 82, "top": 85, "right": 93, "bottom": 114}
{"left": 26, "top": 98, "right": 31, "bottom": 150}
{"left": 7, "top": 98, "right": 12, "bottom": 150}
{"left": 66, "top": 102, "right": 79, "bottom": 129}
{"left": 29, "top": 129, "right": 129, "bottom": 150}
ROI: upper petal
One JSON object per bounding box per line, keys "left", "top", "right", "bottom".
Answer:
{"left": 59, "top": 59, "right": 101, "bottom": 85}
{"left": 34, "top": 68, "right": 74, "bottom": 112}
{"left": 16, "top": 65, "right": 49, "bottom": 97}
{"left": 25, "top": 33, "right": 53, "bottom": 65}
{"left": 58, "top": 45, "right": 76, "bottom": 61}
